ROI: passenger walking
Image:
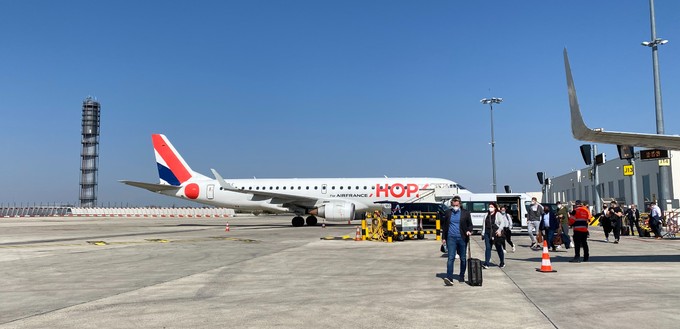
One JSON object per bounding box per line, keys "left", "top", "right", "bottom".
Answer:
{"left": 599, "top": 203, "right": 613, "bottom": 242}
{"left": 609, "top": 200, "right": 624, "bottom": 243}
{"left": 441, "top": 195, "right": 474, "bottom": 286}
{"left": 481, "top": 202, "right": 507, "bottom": 269}
{"left": 500, "top": 205, "right": 515, "bottom": 252}
{"left": 626, "top": 204, "right": 641, "bottom": 236}
{"left": 527, "top": 197, "right": 543, "bottom": 249}
{"left": 556, "top": 201, "right": 571, "bottom": 249}
{"left": 539, "top": 205, "right": 560, "bottom": 251}
{"left": 649, "top": 201, "right": 663, "bottom": 239}
{"left": 569, "top": 200, "right": 590, "bottom": 263}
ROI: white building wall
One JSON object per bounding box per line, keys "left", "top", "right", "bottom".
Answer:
{"left": 547, "top": 150, "right": 678, "bottom": 209}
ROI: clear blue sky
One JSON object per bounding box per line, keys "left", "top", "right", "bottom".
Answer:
{"left": 2, "top": 1, "right": 680, "bottom": 207}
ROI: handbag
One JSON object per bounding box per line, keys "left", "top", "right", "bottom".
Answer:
{"left": 537, "top": 230, "right": 544, "bottom": 244}
{"left": 553, "top": 232, "right": 563, "bottom": 246}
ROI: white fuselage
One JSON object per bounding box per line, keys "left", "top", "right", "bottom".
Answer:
{"left": 162, "top": 177, "right": 468, "bottom": 217}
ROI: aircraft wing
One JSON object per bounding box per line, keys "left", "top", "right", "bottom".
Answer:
{"left": 210, "top": 169, "right": 320, "bottom": 205}
{"left": 119, "top": 180, "right": 182, "bottom": 192}
{"left": 564, "top": 48, "right": 680, "bottom": 150}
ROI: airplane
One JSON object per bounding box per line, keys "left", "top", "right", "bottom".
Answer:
{"left": 121, "top": 134, "right": 470, "bottom": 227}
{"left": 564, "top": 48, "right": 680, "bottom": 149}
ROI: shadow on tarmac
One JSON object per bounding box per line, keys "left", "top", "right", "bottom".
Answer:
{"left": 510, "top": 254, "right": 680, "bottom": 263}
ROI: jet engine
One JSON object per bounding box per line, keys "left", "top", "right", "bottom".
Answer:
{"left": 311, "top": 202, "right": 356, "bottom": 221}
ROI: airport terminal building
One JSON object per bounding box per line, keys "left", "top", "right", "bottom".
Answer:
{"left": 546, "top": 150, "right": 680, "bottom": 210}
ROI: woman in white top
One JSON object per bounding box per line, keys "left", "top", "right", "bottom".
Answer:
{"left": 481, "top": 202, "right": 508, "bottom": 268}
{"left": 500, "top": 205, "right": 515, "bottom": 252}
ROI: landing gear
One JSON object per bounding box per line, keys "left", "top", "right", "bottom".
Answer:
{"left": 306, "top": 216, "right": 317, "bottom": 226}
{"left": 292, "top": 216, "right": 304, "bottom": 227}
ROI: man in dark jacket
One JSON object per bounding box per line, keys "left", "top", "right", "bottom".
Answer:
{"left": 539, "top": 205, "right": 560, "bottom": 251}
{"left": 626, "top": 204, "right": 641, "bottom": 236}
{"left": 441, "top": 195, "right": 473, "bottom": 286}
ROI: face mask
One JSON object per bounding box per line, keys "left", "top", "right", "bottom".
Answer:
{"left": 488, "top": 207, "right": 495, "bottom": 213}
{"left": 500, "top": 211, "right": 506, "bottom": 214}
{"left": 452, "top": 206, "right": 460, "bottom": 211}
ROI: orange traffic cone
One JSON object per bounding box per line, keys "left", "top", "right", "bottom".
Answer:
{"left": 355, "top": 226, "right": 361, "bottom": 241}
{"left": 536, "top": 240, "right": 557, "bottom": 273}
{"left": 225, "top": 222, "right": 230, "bottom": 232}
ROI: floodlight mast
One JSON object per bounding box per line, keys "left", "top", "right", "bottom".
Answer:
{"left": 480, "top": 97, "right": 503, "bottom": 193}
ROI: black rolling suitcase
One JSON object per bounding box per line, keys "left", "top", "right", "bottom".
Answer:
{"left": 467, "top": 243, "right": 483, "bottom": 286}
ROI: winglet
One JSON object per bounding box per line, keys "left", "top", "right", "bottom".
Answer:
{"left": 563, "top": 48, "right": 592, "bottom": 140}
{"left": 210, "top": 169, "right": 235, "bottom": 190}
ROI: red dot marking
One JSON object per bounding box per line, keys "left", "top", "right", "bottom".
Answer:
{"left": 185, "top": 183, "right": 200, "bottom": 199}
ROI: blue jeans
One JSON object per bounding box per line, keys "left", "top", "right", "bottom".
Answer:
{"left": 484, "top": 232, "right": 505, "bottom": 266}
{"left": 446, "top": 236, "right": 467, "bottom": 280}
{"left": 546, "top": 229, "right": 556, "bottom": 248}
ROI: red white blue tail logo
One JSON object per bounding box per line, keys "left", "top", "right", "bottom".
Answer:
{"left": 153, "top": 134, "right": 194, "bottom": 186}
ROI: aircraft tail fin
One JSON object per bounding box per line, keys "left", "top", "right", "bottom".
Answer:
{"left": 152, "top": 134, "right": 208, "bottom": 186}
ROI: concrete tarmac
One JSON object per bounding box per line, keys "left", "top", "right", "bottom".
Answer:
{"left": 1, "top": 215, "right": 678, "bottom": 329}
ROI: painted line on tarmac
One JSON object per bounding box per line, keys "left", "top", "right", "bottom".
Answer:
{"left": 320, "top": 235, "right": 353, "bottom": 240}
{"left": 0, "top": 228, "right": 213, "bottom": 246}
{"left": 0, "top": 236, "right": 260, "bottom": 248}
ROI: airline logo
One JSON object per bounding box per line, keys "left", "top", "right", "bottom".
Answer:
{"left": 153, "top": 134, "right": 192, "bottom": 186}
{"left": 376, "top": 183, "right": 420, "bottom": 198}
{"left": 334, "top": 183, "right": 423, "bottom": 199}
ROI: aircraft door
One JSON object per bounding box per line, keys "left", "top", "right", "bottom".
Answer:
{"left": 322, "top": 184, "right": 327, "bottom": 194}
{"left": 207, "top": 184, "right": 215, "bottom": 200}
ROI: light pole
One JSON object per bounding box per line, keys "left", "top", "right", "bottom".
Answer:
{"left": 481, "top": 97, "right": 503, "bottom": 193}
{"left": 641, "top": 0, "right": 671, "bottom": 211}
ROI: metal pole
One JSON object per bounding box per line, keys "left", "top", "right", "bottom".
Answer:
{"left": 630, "top": 157, "right": 639, "bottom": 207}
{"left": 490, "top": 102, "right": 497, "bottom": 193}
{"left": 593, "top": 144, "right": 601, "bottom": 214}
{"left": 648, "top": 0, "right": 672, "bottom": 211}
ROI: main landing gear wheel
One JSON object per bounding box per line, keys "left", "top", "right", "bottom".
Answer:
{"left": 292, "top": 216, "right": 304, "bottom": 227}
{"left": 306, "top": 216, "right": 317, "bottom": 226}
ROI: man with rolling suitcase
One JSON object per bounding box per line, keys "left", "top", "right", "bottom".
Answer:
{"left": 441, "top": 195, "right": 473, "bottom": 286}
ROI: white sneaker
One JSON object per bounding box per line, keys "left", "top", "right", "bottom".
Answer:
{"left": 605, "top": 238, "right": 609, "bottom": 242}
{"left": 512, "top": 245, "right": 516, "bottom": 252}
{"left": 455, "top": 254, "right": 460, "bottom": 259}
{"left": 503, "top": 248, "right": 507, "bottom": 254}
{"left": 556, "top": 245, "right": 562, "bottom": 250}
{"left": 569, "top": 241, "right": 574, "bottom": 248}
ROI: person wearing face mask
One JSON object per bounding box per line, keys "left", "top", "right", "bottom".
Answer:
{"left": 481, "top": 202, "right": 507, "bottom": 269}
{"left": 539, "top": 204, "right": 560, "bottom": 251}
{"left": 499, "top": 205, "right": 515, "bottom": 252}
{"left": 527, "top": 197, "right": 544, "bottom": 249}
{"left": 441, "top": 195, "right": 473, "bottom": 285}
{"left": 599, "top": 203, "right": 613, "bottom": 242}
{"left": 556, "top": 201, "right": 571, "bottom": 249}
